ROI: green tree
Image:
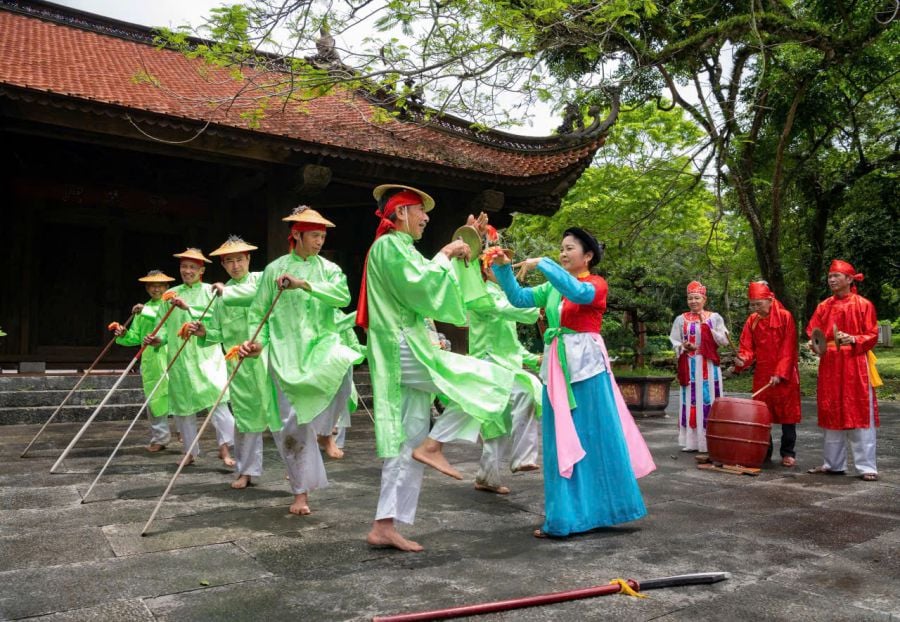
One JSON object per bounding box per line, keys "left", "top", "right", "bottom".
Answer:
{"left": 506, "top": 104, "right": 753, "bottom": 365}
{"left": 157, "top": 0, "right": 897, "bottom": 319}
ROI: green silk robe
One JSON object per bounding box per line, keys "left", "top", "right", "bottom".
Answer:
{"left": 159, "top": 282, "right": 228, "bottom": 416}
{"left": 365, "top": 231, "right": 513, "bottom": 458}
{"left": 199, "top": 272, "right": 281, "bottom": 433}
{"left": 115, "top": 298, "right": 169, "bottom": 417}
{"left": 248, "top": 252, "right": 363, "bottom": 425}
{"left": 468, "top": 280, "right": 543, "bottom": 422}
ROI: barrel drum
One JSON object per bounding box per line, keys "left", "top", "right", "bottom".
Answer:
{"left": 706, "top": 397, "right": 772, "bottom": 468}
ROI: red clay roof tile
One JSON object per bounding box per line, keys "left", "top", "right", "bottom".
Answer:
{"left": 0, "top": 9, "right": 600, "bottom": 178}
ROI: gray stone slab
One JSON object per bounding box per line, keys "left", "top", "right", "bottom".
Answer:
{"left": 724, "top": 506, "right": 900, "bottom": 555}
{"left": 654, "top": 580, "right": 893, "bottom": 621}
{"left": 0, "top": 485, "right": 82, "bottom": 510}
{"left": 18, "top": 599, "right": 155, "bottom": 622}
{"left": 103, "top": 504, "right": 325, "bottom": 555}
{"left": 767, "top": 527, "right": 900, "bottom": 617}
{"left": 0, "top": 526, "right": 114, "bottom": 572}
{"left": 17, "top": 600, "right": 156, "bottom": 622}
{"left": 684, "top": 479, "right": 844, "bottom": 515}
{"left": 0, "top": 543, "right": 272, "bottom": 620}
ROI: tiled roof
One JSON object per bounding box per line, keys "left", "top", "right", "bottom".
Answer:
{"left": 0, "top": 6, "right": 602, "bottom": 180}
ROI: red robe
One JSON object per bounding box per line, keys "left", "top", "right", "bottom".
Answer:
{"left": 734, "top": 301, "right": 801, "bottom": 424}
{"left": 805, "top": 293, "right": 879, "bottom": 429}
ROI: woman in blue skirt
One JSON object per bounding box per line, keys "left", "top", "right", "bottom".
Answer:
{"left": 491, "top": 228, "right": 654, "bottom": 537}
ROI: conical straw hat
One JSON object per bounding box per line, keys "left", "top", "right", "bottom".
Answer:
{"left": 173, "top": 248, "right": 211, "bottom": 264}
{"left": 209, "top": 235, "right": 258, "bottom": 257}
{"left": 373, "top": 184, "right": 435, "bottom": 212}
{"left": 138, "top": 270, "right": 176, "bottom": 283}
{"left": 282, "top": 205, "right": 335, "bottom": 227}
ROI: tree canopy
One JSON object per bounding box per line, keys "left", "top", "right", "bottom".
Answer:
{"left": 156, "top": 0, "right": 899, "bottom": 323}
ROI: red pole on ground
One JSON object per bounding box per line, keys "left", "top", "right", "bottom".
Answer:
{"left": 373, "top": 572, "right": 730, "bottom": 622}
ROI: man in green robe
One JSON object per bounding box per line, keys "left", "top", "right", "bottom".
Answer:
{"left": 357, "top": 184, "right": 514, "bottom": 552}
{"left": 145, "top": 248, "right": 235, "bottom": 466}
{"left": 240, "top": 208, "right": 363, "bottom": 516}
{"left": 467, "top": 268, "right": 543, "bottom": 494}
{"left": 190, "top": 236, "right": 281, "bottom": 489}
{"left": 114, "top": 270, "right": 175, "bottom": 452}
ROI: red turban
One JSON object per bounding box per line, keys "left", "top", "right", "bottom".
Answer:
{"left": 356, "top": 189, "right": 426, "bottom": 330}
{"left": 747, "top": 281, "right": 774, "bottom": 300}
{"left": 289, "top": 221, "right": 327, "bottom": 250}
{"left": 828, "top": 259, "right": 864, "bottom": 293}
{"left": 687, "top": 281, "right": 707, "bottom": 296}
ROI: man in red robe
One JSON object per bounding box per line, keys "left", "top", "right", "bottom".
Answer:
{"left": 805, "top": 259, "right": 880, "bottom": 481}
{"left": 733, "top": 281, "right": 801, "bottom": 466}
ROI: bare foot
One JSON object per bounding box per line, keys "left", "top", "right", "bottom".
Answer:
{"left": 146, "top": 443, "right": 166, "bottom": 453}
{"left": 289, "top": 493, "right": 311, "bottom": 515}
{"left": 412, "top": 438, "right": 462, "bottom": 480}
{"left": 317, "top": 435, "right": 344, "bottom": 460}
{"left": 366, "top": 519, "right": 423, "bottom": 552}
{"left": 219, "top": 445, "right": 236, "bottom": 467}
{"left": 179, "top": 454, "right": 195, "bottom": 467}
{"left": 512, "top": 464, "right": 539, "bottom": 473}
{"left": 475, "top": 481, "right": 510, "bottom": 495}
{"left": 231, "top": 474, "right": 251, "bottom": 489}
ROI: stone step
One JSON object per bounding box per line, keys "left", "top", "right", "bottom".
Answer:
{"left": 0, "top": 388, "right": 146, "bottom": 408}
{"left": 0, "top": 374, "right": 143, "bottom": 392}
{"left": 0, "top": 403, "right": 145, "bottom": 426}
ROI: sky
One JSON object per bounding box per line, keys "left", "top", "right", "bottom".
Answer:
{"left": 51, "top": 0, "right": 562, "bottom": 136}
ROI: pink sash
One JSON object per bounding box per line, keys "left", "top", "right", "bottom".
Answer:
{"left": 546, "top": 337, "right": 586, "bottom": 478}
{"left": 592, "top": 334, "right": 656, "bottom": 478}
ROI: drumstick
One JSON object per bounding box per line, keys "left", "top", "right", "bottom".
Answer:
{"left": 751, "top": 382, "right": 774, "bottom": 399}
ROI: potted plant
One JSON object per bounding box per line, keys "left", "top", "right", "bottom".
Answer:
{"left": 607, "top": 265, "right": 675, "bottom": 417}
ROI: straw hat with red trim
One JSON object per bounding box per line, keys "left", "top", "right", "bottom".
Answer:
{"left": 209, "top": 235, "right": 258, "bottom": 257}
{"left": 138, "top": 270, "right": 176, "bottom": 283}
{"left": 373, "top": 184, "right": 435, "bottom": 212}
{"left": 282, "top": 205, "right": 336, "bottom": 227}
{"left": 173, "top": 248, "right": 212, "bottom": 264}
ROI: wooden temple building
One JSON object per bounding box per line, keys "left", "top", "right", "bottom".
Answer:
{"left": 0, "top": 0, "right": 605, "bottom": 369}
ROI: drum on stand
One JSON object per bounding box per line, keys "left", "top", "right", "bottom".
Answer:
{"left": 706, "top": 397, "right": 772, "bottom": 468}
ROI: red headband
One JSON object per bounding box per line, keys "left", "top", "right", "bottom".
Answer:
{"left": 289, "top": 222, "right": 327, "bottom": 250}
{"left": 373, "top": 190, "right": 424, "bottom": 240}
{"left": 687, "top": 281, "right": 707, "bottom": 296}
{"left": 829, "top": 260, "right": 863, "bottom": 281}
{"left": 829, "top": 259, "right": 864, "bottom": 293}
{"left": 747, "top": 281, "right": 774, "bottom": 300}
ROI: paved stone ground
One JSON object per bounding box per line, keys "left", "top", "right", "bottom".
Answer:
{"left": 1, "top": 398, "right": 898, "bottom": 621}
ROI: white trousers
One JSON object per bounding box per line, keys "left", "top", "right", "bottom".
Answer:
{"left": 174, "top": 414, "right": 200, "bottom": 457}
{"left": 476, "top": 381, "right": 539, "bottom": 487}
{"left": 821, "top": 386, "right": 878, "bottom": 475}
{"left": 147, "top": 413, "right": 171, "bottom": 446}
{"left": 211, "top": 402, "right": 235, "bottom": 448}
{"left": 375, "top": 339, "right": 489, "bottom": 525}
{"left": 172, "top": 402, "right": 234, "bottom": 456}
{"left": 310, "top": 371, "right": 353, "bottom": 438}
{"left": 271, "top": 375, "right": 328, "bottom": 495}
{"left": 234, "top": 431, "right": 263, "bottom": 477}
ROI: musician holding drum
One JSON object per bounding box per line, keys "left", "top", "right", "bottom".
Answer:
{"left": 732, "top": 281, "right": 801, "bottom": 467}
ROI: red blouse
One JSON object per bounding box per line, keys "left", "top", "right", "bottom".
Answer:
{"left": 560, "top": 274, "right": 608, "bottom": 333}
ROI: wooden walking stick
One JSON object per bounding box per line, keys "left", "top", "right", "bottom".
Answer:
{"left": 49, "top": 293, "right": 184, "bottom": 473}
{"left": 21, "top": 313, "right": 136, "bottom": 458}
{"left": 141, "top": 285, "right": 286, "bottom": 536}
{"left": 81, "top": 293, "right": 223, "bottom": 502}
